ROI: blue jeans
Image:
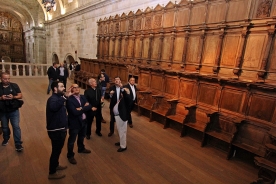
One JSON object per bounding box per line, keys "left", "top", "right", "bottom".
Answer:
{"left": 47, "top": 79, "right": 53, "bottom": 93}
{"left": 0, "top": 110, "right": 22, "bottom": 145}
{"left": 101, "top": 87, "right": 106, "bottom": 97}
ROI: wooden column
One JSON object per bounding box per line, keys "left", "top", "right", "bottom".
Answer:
{"left": 101, "top": 37, "right": 105, "bottom": 59}
{"left": 111, "top": 36, "right": 116, "bottom": 61}
{"left": 233, "top": 25, "right": 249, "bottom": 76}
{"left": 117, "top": 34, "right": 122, "bottom": 62}
{"left": 96, "top": 35, "right": 100, "bottom": 59}
{"left": 168, "top": 31, "right": 176, "bottom": 67}
{"left": 213, "top": 28, "right": 225, "bottom": 74}
{"left": 181, "top": 30, "right": 190, "bottom": 70}
{"left": 157, "top": 32, "right": 164, "bottom": 66}
{"left": 124, "top": 35, "right": 129, "bottom": 62}
{"left": 131, "top": 35, "right": 135, "bottom": 63}
{"left": 258, "top": 27, "right": 275, "bottom": 79}
{"left": 105, "top": 36, "right": 110, "bottom": 60}
{"left": 195, "top": 31, "right": 206, "bottom": 71}
{"left": 138, "top": 34, "right": 144, "bottom": 63}
{"left": 147, "top": 33, "right": 154, "bottom": 64}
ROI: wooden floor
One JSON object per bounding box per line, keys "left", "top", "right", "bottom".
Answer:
{"left": 0, "top": 77, "right": 258, "bottom": 184}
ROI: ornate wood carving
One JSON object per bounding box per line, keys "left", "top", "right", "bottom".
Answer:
{"left": 256, "top": 0, "right": 272, "bottom": 18}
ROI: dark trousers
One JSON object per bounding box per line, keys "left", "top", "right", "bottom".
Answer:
{"left": 109, "top": 110, "right": 115, "bottom": 133}
{"left": 127, "top": 101, "right": 135, "bottom": 125}
{"left": 86, "top": 109, "right": 101, "bottom": 136}
{"left": 67, "top": 121, "right": 86, "bottom": 158}
{"left": 48, "top": 131, "right": 67, "bottom": 174}
{"left": 59, "top": 76, "right": 67, "bottom": 89}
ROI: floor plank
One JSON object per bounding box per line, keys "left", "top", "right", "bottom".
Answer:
{"left": 0, "top": 77, "right": 258, "bottom": 184}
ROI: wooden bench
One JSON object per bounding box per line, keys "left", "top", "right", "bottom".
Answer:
{"left": 149, "top": 95, "right": 171, "bottom": 125}
{"left": 137, "top": 91, "right": 157, "bottom": 117}
{"left": 204, "top": 115, "right": 245, "bottom": 159}
{"left": 182, "top": 104, "right": 218, "bottom": 146}
{"left": 232, "top": 121, "right": 271, "bottom": 157}
{"left": 165, "top": 100, "right": 189, "bottom": 129}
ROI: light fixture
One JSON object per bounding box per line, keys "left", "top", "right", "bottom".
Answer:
{"left": 42, "top": 0, "right": 56, "bottom": 12}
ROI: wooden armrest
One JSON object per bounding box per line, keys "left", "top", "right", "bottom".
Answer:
{"left": 185, "top": 103, "right": 196, "bottom": 109}
{"left": 167, "top": 99, "right": 178, "bottom": 103}
{"left": 206, "top": 110, "right": 219, "bottom": 117}
{"left": 138, "top": 91, "right": 151, "bottom": 94}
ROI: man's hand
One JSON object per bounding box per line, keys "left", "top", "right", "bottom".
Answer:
{"left": 84, "top": 102, "right": 89, "bottom": 106}
{"left": 2, "top": 94, "right": 12, "bottom": 100}
{"left": 64, "top": 86, "right": 73, "bottom": 97}
{"left": 76, "top": 107, "right": 82, "bottom": 111}
{"left": 92, "top": 107, "right": 97, "bottom": 111}
{"left": 110, "top": 90, "right": 114, "bottom": 95}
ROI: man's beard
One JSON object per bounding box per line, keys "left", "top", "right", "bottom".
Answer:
{"left": 57, "top": 89, "right": 65, "bottom": 95}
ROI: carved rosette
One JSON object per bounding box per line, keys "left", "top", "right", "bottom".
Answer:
{"left": 256, "top": 0, "right": 272, "bottom": 18}
{"left": 145, "top": 17, "right": 152, "bottom": 29}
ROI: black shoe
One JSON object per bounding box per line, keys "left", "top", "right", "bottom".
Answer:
{"left": 78, "top": 148, "right": 91, "bottom": 154}
{"left": 15, "top": 145, "right": 23, "bottom": 152}
{"left": 117, "top": 147, "right": 127, "bottom": 152}
{"left": 115, "top": 142, "right": 120, "bottom": 146}
{"left": 68, "top": 157, "right": 77, "bottom": 164}
{"left": 86, "top": 135, "right": 90, "bottom": 140}
{"left": 2, "top": 139, "right": 9, "bottom": 146}
{"left": 108, "top": 132, "right": 113, "bottom": 137}
{"left": 95, "top": 132, "right": 102, "bottom": 137}
{"left": 129, "top": 124, "right": 133, "bottom": 128}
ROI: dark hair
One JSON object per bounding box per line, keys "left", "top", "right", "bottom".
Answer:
{"left": 101, "top": 69, "right": 105, "bottom": 73}
{"left": 75, "top": 61, "right": 78, "bottom": 64}
{"left": 51, "top": 81, "right": 62, "bottom": 92}
{"left": 114, "top": 76, "right": 121, "bottom": 80}
{"left": 52, "top": 62, "right": 58, "bottom": 66}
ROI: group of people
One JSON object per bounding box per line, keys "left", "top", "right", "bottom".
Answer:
{"left": 46, "top": 65, "right": 138, "bottom": 179}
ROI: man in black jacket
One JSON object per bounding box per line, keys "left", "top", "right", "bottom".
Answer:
{"left": 66, "top": 84, "right": 91, "bottom": 165}
{"left": 47, "top": 62, "right": 60, "bottom": 94}
{"left": 110, "top": 77, "right": 131, "bottom": 152}
{"left": 124, "top": 77, "right": 137, "bottom": 128}
{"left": 46, "top": 81, "right": 72, "bottom": 179}
{"left": 84, "top": 78, "right": 103, "bottom": 139}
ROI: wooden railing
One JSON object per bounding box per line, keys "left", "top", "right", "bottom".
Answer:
{"left": 0, "top": 62, "right": 52, "bottom": 78}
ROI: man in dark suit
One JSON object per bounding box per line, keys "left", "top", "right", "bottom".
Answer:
{"left": 110, "top": 77, "right": 131, "bottom": 152}
{"left": 108, "top": 80, "right": 118, "bottom": 137}
{"left": 66, "top": 84, "right": 92, "bottom": 165}
{"left": 58, "top": 62, "right": 69, "bottom": 89}
{"left": 47, "top": 62, "right": 60, "bottom": 94}
{"left": 124, "top": 77, "right": 137, "bottom": 128}
{"left": 74, "top": 61, "right": 81, "bottom": 71}
{"left": 84, "top": 78, "right": 103, "bottom": 139}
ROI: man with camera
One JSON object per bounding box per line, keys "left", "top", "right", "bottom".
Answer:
{"left": 0, "top": 72, "right": 23, "bottom": 152}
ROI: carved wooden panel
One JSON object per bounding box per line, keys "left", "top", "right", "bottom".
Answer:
{"left": 242, "top": 34, "right": 267, "bottom": 69}
{"left": 119, "top": 66, "right": 128, "bottom": 82}
{"left": 134, "top": 38, "right": 140, "bottom": 58}
{"left": 163, "top": 11, "right": 174, "bottom": 28}
{"left": 247, "top": 93, "right": 276, "bottom": 123}
{"left": 190, "top": 5, "right": 206, "bottom": 25}
{"left": 267, "top": 37, "right": 276, "bottom": 72}
{"left": 197, "top": 83, "right": 219, "bottom": 107}
{"left": 139, "top": 72, "right": 150, "bottom": 89}
{"left": 207, "top": 2, "right": 227, "bottom": 23}
{"left": 226, "top": 0, "right": 250, "bottom": 21}
{"left": 114, "top": 39, "right": 119, "bottom": 57}
{"left": 151, "top": 74, "right": 163, "bottom": 92}
{"left": 179, "top": 79, "right": 197, "bottom": 101}
{"left": 128, "top": 19, "right": 134, "bottom": 31}
{"left": 142, "top": 37, "right": 149, "bottom": 58}
{"left": 109, "top": 39, "right": 114, "bottom": 57}
{"left": 220, "top": 35, "right": 240, "bottom": 67}
{"left": 220, "top": 88, "right": 247, "bottom": 114}
{"left": 164, "top": 76, "right": 179, "bottom": 96}
{"left": 202, "top": 35, "right": 219, "bottom": 65}
{"left": 136, "top": 18, "right": 142, "bottom": 30}
{"left": 144, "top": 17, "right": 152, "bottom": 30}
{"left": 253, "top": 0, "right": 273, "bottom": 18}
{"left": 127, "top": 39, "right": 134, "bottom": 57}
{"left": 153, "top": 14, "right": 163, "bottom": 28}
{"left": 120, "top": 39, "right": 126, "bottom": 57}
{"left": 151, "top": 37, "right": 160, "bottom": 60}
{"left": 110, "top": 65, "right": 118, "bottom": 79}
{"left": 186, "top": 36, "right": 200, "bottom": 63}
{"left": 175, "top": 8, "right": 189, "bottom": 26}
{"left": 121, "top": 19, "right": 127, "bottom": 32}
{"left": 161, "top": 36, "right": 171, "bottom": 60}
{"left": 173, "top": 36, "right": 185, "bottom": 62}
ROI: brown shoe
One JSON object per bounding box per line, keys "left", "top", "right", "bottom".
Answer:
{"left": 56, "top": 165, "right": 67, "bottom": 170}
{"left": 48, "top": 172, "right": 65, "bottom": 179}
{"left": 78, "top": 148, "right": 91, "bottom": 154}
{"left": 129, "top": 124, "right": 133, "bottom": 128}
{"left": 101, "top": 119, "right": 106, "bottom": 123}
{"left": 108, "top": 132, "right": 113, "bottom": 137}
{"left": 68, "top": 157, "right": 77, "bottom": 164}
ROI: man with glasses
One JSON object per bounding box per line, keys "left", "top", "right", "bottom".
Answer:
{"left": 66, "top": 84, "right": 92, "bottom": 165}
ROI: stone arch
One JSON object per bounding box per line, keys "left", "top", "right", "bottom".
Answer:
{"left": 64, "top": 54, "right": 75, "bottom": 65}
{"left": 1, "top": 56, "right": 11, "bottom": 62}
{"left": 52, "top": 53, "right": 59, "bottom": 64}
